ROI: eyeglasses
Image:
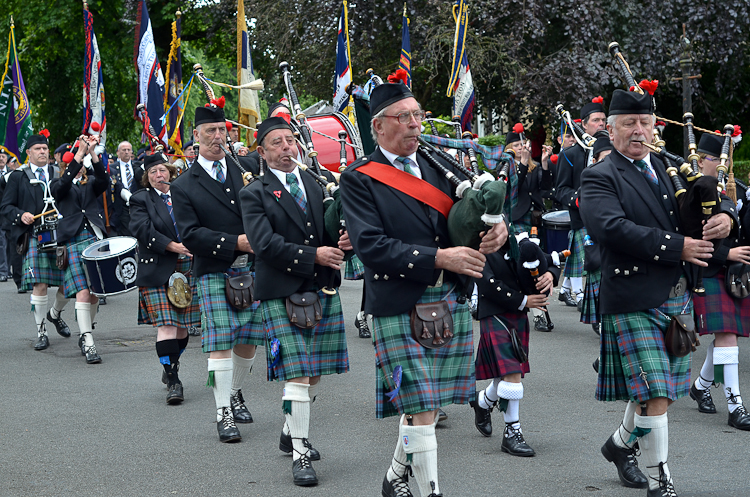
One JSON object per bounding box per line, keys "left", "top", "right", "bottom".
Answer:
{"left": 703, "top": 156, "right": 719, "bottom": 162}
{"left": 382, "top": 110, "right": 426, "bottom": 125}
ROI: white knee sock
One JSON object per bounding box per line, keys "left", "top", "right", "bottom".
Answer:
{"left": 715, "top": 346, "right": 742, "bottom": 413}
{"left": 386, "top": 415, "right": 410, "bottom": 482}
{"left": 283, "top": 382, "right": 311, "bottom": 460}
{"left": 570, "top": 276, "right": 583, "bottom": 296}
{"left": 695, "top": 340, "right": 715, "bottom": 390}
{"left": 635, "top": 412, "right": 670, "bottom": 491}
{"left": 561, "top": 277, "right": 571, "bottom": 293}
{"left": 478, "top": 379, "right": 499, "bottom": 409}
{"left": 30, "top": 294, "right": 47, "bottom": 335}
{"left": 401, "top": 421, "right": 439, "bottom": 496}
{"left": 89, "top": 300, "right": 98, "bottom": 325}
{"left": 613, "top": 400, "right": 638, "bottom": 449}
{"left": 230, "top": 350, "right": 254, "bottom": 396}
{"left": 49, "top": 288, "right": 68, "bottom": 319}
{"left": 208, "top": 358, "right": 233, "bottom": 420}
{"left": 497, "top": 381, "right": 523, "bottom": 424}
{"left": 75, "top": 302, "right": 93, "bottom": 337}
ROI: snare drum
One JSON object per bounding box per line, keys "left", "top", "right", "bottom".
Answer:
{"left": 306, "top": 112, "right": 364, "bottom": 173}
{"left": 82, "top": 237, "right": 139, "bottom": 297}
{"left": 541, "top": 210, "right": 571, "bottom": 254}
{"left": 33, "top": 219, "right": 58, "bottom": 253}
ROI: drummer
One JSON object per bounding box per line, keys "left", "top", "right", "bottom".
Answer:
{"left": 50, "top": 135, "right": 109, "bottom": 364}
{"left": 129, "top": 153, "right": 199, "bottom": 404}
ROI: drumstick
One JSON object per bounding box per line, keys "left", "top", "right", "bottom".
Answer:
{"left": 32, "top": 209, "right": 57, "bottom": 220}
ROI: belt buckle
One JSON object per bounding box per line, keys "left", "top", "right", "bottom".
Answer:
{"left": 231, "top": 254, "right": 248, "bottom": 268}
{"left": 429, "top": 270, "right": 444, "bottom": 289}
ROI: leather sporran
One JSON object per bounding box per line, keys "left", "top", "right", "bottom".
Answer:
{"left": 509, "top": 327, "right": 528, "bottom": 364}
{"left": 225, "top": 273, "right": 254, "bottom": 310}
{"left": 285, "top": 291, "right": 322, "bottom": 329}
{"left": 167, "top": 273, "right": 192, "bottom": 309}
{"left": 725, "top": 262, "right": 750, "bottom": 299}
{"left": 410, "top": 301, "right": 454, "bottom": 349}
{"left": 55, "top": 246, "right": 68, "bottom": 270}
{"left": 16, "top": 231, "right": 29, "bottom": 256}
{"left": 665, "top": 314, "right": 699, "bottom": 358}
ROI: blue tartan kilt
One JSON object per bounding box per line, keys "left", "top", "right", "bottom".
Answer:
{"left": 563, "top": 227, "right": 586, "bottom": 278}
{"left": 261, "top": 290, "right": 349, "bottom": 381}
{"left": 476, "top": 311, "right": 530, "bottom": 380}
{"left": 138, "top": 256, "right": 201, "bottom": 329}
{"left": 596, "top": 291, "right": 692, "bottom": 403}
{"left": 21, "top": 236, "right": 64, "bottom": 291}
{"left": 62, "top": 229, "right": 98, "bottom": 298}
{"left": 371, "top": 283, "right": 475, "bottom": 419}
{"left": 196, "top": 266, "right": 264, "bottom": 353}
{"left": 580, "top": 269, "right": 601, "bottom": 324}
{"left": 343, "top": 253, "right": 365, "bottom": 280}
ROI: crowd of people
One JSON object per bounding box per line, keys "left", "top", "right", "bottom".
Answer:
{"left": 0, "top": 75, "right": 747, "bottom": 497}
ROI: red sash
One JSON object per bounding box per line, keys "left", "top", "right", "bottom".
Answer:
{"left": 357, "top": 161, "right": 454, "bottom": 219}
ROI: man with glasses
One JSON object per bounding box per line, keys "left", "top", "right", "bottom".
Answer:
{"left": 341, "top": 80, "right": 508, "bottom": 497}
{"left": 110, "top": 141, "right": 143, "bottom": 236}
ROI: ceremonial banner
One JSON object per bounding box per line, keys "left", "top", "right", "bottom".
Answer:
{"left": 447, "top": 0, "right": 474, "bottom": 131}
{"left": 0, "top": 19, "right": 33, "bottom": 162}
{"left": 332, "top": 1, "right": 353, "bottom": 118}
{"left": 133, "top": 0, "right": 167, "bottom": 143}
{"left": 237, "top": 0, "right": 260, "bottom": 148}
{"left": 399, "top": 4, "right": 411, "bottom": 89}
{"left": 82, "top": 6, "right": 107, "bottom": 147}
{"left": 163, "top": 11, "right": 183, "bottom": 154}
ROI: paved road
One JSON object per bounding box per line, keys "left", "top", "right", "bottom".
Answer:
{"left": 1, "top": 278, "right": 748, "bottom": 497}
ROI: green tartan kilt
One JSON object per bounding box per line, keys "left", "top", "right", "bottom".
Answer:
{"left": 344, "top": 253, "right": 365, "bottom": 280}
{"left": 61, "top": 229, "right": 98, "bottom": 298}
{"left": 21, "top": 236, "right": 64, "bottom": 291}
{"left": 371, "top": 283, "right": 475, "bottom": 418}
{"left": 563, "top": 227, "right": 586, "bottom": 278}
{"left": 196, "top": 266, "right": 264, "bottom": 353}
{"left": 261, "top": 290, "right": 349, "bottom": 381}
{"left": 138, "top": 256, "right": 200, "bottom": 329}
{"left": 512, "top": 210, "right": 533, "bottom": 236}
{"left": 596, "top": 292, "right": 692, "bottom": 403}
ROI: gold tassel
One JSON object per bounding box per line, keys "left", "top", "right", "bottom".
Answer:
{"left": 727, "top": 141, "right": 737, "bottom": 204}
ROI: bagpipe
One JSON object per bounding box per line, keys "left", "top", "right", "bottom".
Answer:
{"left": 554, "top": 104, "right": 597, "bottom": 150}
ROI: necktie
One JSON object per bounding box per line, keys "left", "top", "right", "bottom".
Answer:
{"left": 160, "top": 193, "right": 181, "bottom": 242}
{"left": 213, "top": 161, "right": 225, "bottom": 184}
{"left": 634, "top": 159, "right": 658, "bottom": 186}
{"left": 395, "top": 156, "right": 417, "bottom": 177}
{"left": 286, "top": 173, "right": 307, "bottom": 214}
{"left": 124, "top": 163, "right": 133, "bottom": 189}
{"left": 36, "top": 167, "right": 46, "bottom": 184}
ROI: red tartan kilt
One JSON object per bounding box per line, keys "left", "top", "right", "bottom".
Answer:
{"left": 694, "top": 273, "right": 750, "bottom": 337}
{"left": 475, "top": 312, "right": 530, "bottom": 380}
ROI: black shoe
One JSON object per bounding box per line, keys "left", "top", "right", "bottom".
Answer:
{"left": 187, "top": 326, "right": 201, "bottom": 336}
{"left": 593, "top": 322, "right": 600, "bottom": 335}
{"left": 470, "top": 394, "right": 493, "bottom": 437}
{"left": 98, "top": 297, "right": 107, "bottom": 305}
{"left": 646, "top": 465, "right": 678, "bottom": 497}
{"left": 533, "top": 314, "right": 552, "bottom": 332}
{"left": 501, "top": 423, "right": 535, "bottom": 457}
{"left": 161, "top": 361, "right": 180, "bottom": 385}
{"left": 728, "top": 404, "right": 750, "bottom": 430}
{"left": 689, "top": 383, "right": 716, "bottom": 414}
{"left": 81, "top": 336, "right": 102, "bottom": 364}
{"left": 0, "top": 275, "right": 7, "bottom": 282}
{"left": 355, "top": 312, "right": 371, "bottom": 339}
{"left": 559, "top": 290, "right": 577, "bottom": 307}
{"left": 437, "top": 408, "right": 448, "bottom": 423}
{"left": 46, "top": 310, "right": 70, "bottom": 337}
{"left": 17, "top": 288, "right": 27, "bottom": 294}
{"left": 166, "top": 382, "right": 184, "bottom": 404}
{"left": 34, "top": 333, "right": 49, "bottom": 351}
{"left": 292, "top": 455, "right": 318, "bottom": 486}
{"left": 593, "top": 358, "right": 600, "bottom": 373}
{"left": 230, "top": 390, "right": 253, "bottom": 423}
{"left": 279, "top": 430, "right": 320, "bottom": 460}
{"left": 382, "top": 474, "right": 413, "bottom": 497}
{"left": 217, "top": 407, "right": 241, "bottom": 443}
{"left": 600, "top": 434, "right": 648, "bottom": 488}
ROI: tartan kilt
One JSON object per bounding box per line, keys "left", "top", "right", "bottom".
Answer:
{"left": 138, "top": 256, "right": 200, "bottom": 329}
{"left": 261, "top": 290, "right": 349, "bottom": 381}
{"left": 196, "top": 266, "right": 264, "bottom": 353}
{"left": 512, "top": 211, "right": 533, "bottom": 236}
{"left": 372, "top": 283, "right": 474, "bottom": 419}
{"left": 596, "top": 291, "right": 692, "bottom": 403}
{"left": 476, "top": 311, "right": 530, "bottom": 380}
{"left": 694, "top": 274, "right": 750, "bottom": 338}
{"left": 61, "top": 229, "right": 98, "bottom": 298}
{"left": 563, "top": 227, "right": 586, "bottom": 278}
{"left": 21, "top": 236, "right": 64, "bottom": 291}
{"left": 580, "top": 268, "right": 601, "bottom": 324}
{"left": 344, "top": 253, "right": 365, "bottom": 280}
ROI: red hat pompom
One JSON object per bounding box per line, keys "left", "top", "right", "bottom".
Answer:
{"left": 204, "top": 103, "right": 211, "bottom": 108}
{"left": 629, "top": 86, "right": 635, "bottom": 92}
{"left": 472, "top": 133, "right": 478, "bottom": 139}
{"left": 210, "top": 96, "right": 226, "bottom": 109}
{"left": 550, "top": 154, "right": 559, "bottom": 165}
{"left": 732, "top": 125, "right": 742, "bottom": 137}
{"left": 638, "top": 79, "right": 659, "bottom": 96}
{"left": 253, "top": 131, "right": 258, "bottom": 139}
{"left": 280, "top": 113, "right": 291, "bottom": 124}
{"left": 574, "top": 118, "right": 582, "bottom": 124}
{"left": 655, "top": 120, "right": 666, "bottom": 127}
{"left": 387, "top": 69, "right": 409, "bottom": 85}
{"left": 591, "top": 96, "right": 604, "bottom": 104}
{"left": 62, "top": 151, "right": 75, "bottom": 163}
{"left": 91, "top": 122, "right": 101, "bottom": 132}
{"left": 225, "top": 121, "right": 233, "bottom": 131}
{"left": 39, "top": 129, "right": 50, "bottom": 138}
{"left": 512, "top": 123, "right": 524, "bottom": 134}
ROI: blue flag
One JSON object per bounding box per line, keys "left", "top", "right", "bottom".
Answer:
{"left": 332, "top": 1, "right": 352, "bottom": 114}
{"left": 0, "top": 20, "right": 33, "bottom": 163}
{"left": 133, "top": 0, "right": 166, "bottom": 143}
{"left": 399, "top": 5, "right": 411, "bottom": 88}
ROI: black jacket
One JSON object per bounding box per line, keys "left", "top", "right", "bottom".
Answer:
{"left": 513, "top": 162, "right": 552, "bottom": 223}
{"left": 580, "top": 151, "right": 738, "bottom": 314}
{"left": 555, "top": 144, "right": 588, "bottom": 230}
{"left": 241, "top": 169, "right": 339, "bottom": 300}
{"left": 50, "top": 159, "right": 108, "bottom": 243}
{"left": 0, "top": 164, "right": 61, "bottom": 245}
{"left": 109, "top": 160, "right": 143, "bottom": 236}
{"left": 129, "top": 187, "right": 183, "bottom": 287}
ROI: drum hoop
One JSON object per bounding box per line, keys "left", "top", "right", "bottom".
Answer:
{"left": 82, "top": 236, "right": 138, "bottom": 261}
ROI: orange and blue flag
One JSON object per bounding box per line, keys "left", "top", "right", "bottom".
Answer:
{"left": 399, "top": 4, "right": 411, "bottom": 88}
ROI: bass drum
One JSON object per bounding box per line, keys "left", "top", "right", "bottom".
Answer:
{"left": 305, "top": 112, "right": 364, "bottom": 173}
{"left": 82, "top": 237, "right": 139, "bottom": 297}
{"left": 541, "top": 210, "right": 571, "bottom": 255}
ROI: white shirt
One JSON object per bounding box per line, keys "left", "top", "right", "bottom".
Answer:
{"left": 270, "top": 166, "right": 307, "bottom": 198}
{"left": 30, "top": 163, "right": 50, "bottom": 185}
{"left": 617, "top": 150, "right": 657, "bottom": 180}
{"left": 380, "top": 148, "right": 422, "bottom": 179}
{"left": 118, "top": 160, "right": 134, "bottom": 188}
{"left": 197, "top": 155, "right": 227, "bottom": 182}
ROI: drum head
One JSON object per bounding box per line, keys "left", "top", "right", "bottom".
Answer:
{"left": 308, "top": 112, "right": 364, "bottom": 173}
{"left": 82, "top": 236, "right": 138, "bottom": 260}
{"left": 541, "top": 210, "right": 570, "bottom": 228}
